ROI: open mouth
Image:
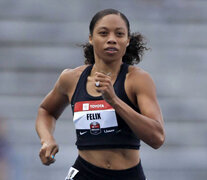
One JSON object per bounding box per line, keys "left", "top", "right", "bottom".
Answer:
{"left": 104, "top": 47, "right": 118, "bottom": 53}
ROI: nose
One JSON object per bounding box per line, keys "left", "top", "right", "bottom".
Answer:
{"left": 107, "top": 34, "right": 117, "bottom": 44}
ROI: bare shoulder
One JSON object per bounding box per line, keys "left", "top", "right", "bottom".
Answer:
{"left": 127, "top": 65, "right": 156, "bottom": 93}
{"left": 59, "top": 65, "right": 88, "bottom": 82}
{"left": 57, "top": 65, "right": 89, "bottom": 94}
{"left": 127, "top": 65, "right": 153, "bottom": 81}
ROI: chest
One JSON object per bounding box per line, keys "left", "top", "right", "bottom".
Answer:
{"left": 86, "top": 76, "right": 117, "bottom": 97}
{"left": 86, "top": 75, "right": 137, "bottom": 108}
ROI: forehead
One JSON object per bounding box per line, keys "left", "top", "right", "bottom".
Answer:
{"left": 94, "top": 14, "right": 128, "bottom": 31}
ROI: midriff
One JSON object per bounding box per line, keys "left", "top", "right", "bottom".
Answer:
{"left": 79, "top": 149, "right": 140, "bottom": 170}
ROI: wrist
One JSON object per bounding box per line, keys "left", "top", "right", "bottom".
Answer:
{"left": 109, "top": 96, "right": 120, "bottom": 108}
{"left": 40, "top": 136, "right": 56, "bottom": 145}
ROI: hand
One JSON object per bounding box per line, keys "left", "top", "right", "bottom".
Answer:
{"left": 95, "top": 72, "right": 117, "bottom": 106}
{"left": 39, "top": 140, "right": 59, "bottom": 166}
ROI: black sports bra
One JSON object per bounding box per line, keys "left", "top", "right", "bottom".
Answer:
{"left": 71, "top": 63, "right": 141, "bottom": 150}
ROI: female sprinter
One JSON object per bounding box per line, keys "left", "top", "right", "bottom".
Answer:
{"left": 36, "top": 9, "right": 165, "bottom": 180}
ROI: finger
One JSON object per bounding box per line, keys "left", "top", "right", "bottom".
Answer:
{"left": 95, "top": 72, "right": 111, "bottom": 78}
{"left": 39, "top": 147, "right": 50, "bottom": 165}
{"left": 39, "top": 146, "right": 45, "bottom": 156}
{"left": 94, "top": 76, "right": 107, "bottom": 82}
{"left": 46, "top": 144, "right": 59, "bottom": 162}
{"left": 47, "top": 157, "right": 55, "bottom": 165}
{"left": 45, "top": 145, "right": 54, "bottom": 159}
{"left": 100, "top": 71, "right": 111, "bottom": 76}
{"left": 95, "top": 82, "right": 110, "bottom": 89}
{"left": 39, "top": 143, "right": 48, "bottom": 158}
{"left": 44, "top": 159, "right": 54, "bottom": 166}
{"left": 95, "top": 77, "right": 111, "bottom": 85}
{"left": 39, "top": 145, "right": 56, "bottom": 166}
{"left": 50, "top": 146, "right": 59, "bottom": 160}
{"left": 46, "top": 146, "right": 58, "bottom": 165}
{"left": 95, "top": 85, "right": 109, "bottom": 93}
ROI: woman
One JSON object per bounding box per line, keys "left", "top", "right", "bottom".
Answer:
{"left": 36, "top": 9, "right": 165, "bottom": 180}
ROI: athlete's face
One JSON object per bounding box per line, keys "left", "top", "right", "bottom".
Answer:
{"left": 89, "top": 14, "right": 130, "bottom": 63}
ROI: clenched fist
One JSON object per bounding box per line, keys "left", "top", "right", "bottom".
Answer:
{"left": 39, "top": 140, "right": 59, "bottom": 166}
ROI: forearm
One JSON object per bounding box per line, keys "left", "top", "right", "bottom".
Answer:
{"left": 35, "top": 107, "right": 56, "bottom": 145}
{"left": 112, "top": 97, "right": 165, "bottom": 149}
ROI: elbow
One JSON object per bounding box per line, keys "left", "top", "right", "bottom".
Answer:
{"left": 149, "top": 130, "right": 165, "bottom": 149}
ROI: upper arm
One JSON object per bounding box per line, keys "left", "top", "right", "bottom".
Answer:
{"left": 40, "top": 69, "right": 71, "bottom": 120}
{"left": 132, "top": 69, "right": 163, "bottom": 125}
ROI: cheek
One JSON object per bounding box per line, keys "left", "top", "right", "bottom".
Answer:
{"left": 120, "top": 41, "right": 128, "bottom": 54}
{"left": 120, "top": 47, "right": 127, "bottom": 57}
{"left": 93, "top": 41, "right": 101, "bottom": 52}
{"left": 93, "top": 38, "right": 105, "bottom": 51}
{"left": 92, "top": 41, "right": 104, "bottom": 57}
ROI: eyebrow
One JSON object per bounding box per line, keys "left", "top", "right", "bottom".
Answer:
{"left": 97, "top": 26, "right": 126, "bottom": 31}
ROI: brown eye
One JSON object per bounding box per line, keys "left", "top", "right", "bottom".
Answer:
{"left": 116, "top": 32, "right": 125, "bottom": 37}
{"left": 99, "top": 31, "right": 108, "bottom": 36}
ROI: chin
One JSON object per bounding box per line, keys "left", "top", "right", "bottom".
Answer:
{"left": 105, "top": 54, "right": 123, "bottom": 60}
{"left": 102, "top": 57, "right": 121, "bottom": 63}
{"left": 95, "top": 53, "right": 123, "bottom": 63}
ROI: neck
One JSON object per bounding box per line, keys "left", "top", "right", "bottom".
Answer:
{"left": 92, "top": 60, "right": 123, "bottom": 77}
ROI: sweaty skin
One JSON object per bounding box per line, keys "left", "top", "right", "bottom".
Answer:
{"left": 36, "top": 14, "right": 165, "bottom": 168}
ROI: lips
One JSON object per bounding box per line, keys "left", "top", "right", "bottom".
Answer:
{"left": 104, "top": 47, "right": 118, "bottom": 52}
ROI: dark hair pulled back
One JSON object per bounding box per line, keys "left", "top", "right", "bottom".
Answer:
{"left": 82, "top": 9, "right": 148, "bottom": 65}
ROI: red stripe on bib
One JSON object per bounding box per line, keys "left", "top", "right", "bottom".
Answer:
{"left": 74, "top": 100, "right": 113, "bottom": 112}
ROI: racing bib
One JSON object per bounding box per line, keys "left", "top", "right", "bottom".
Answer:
{"left": 73, "top": 100, "right": 118, "bottom": 135}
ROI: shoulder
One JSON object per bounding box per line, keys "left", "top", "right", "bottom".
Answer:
{"left": 59, "top": 65, "right": 88, "bottom": 82}
{"left": 127, "top": 65, "right": 153, "bottom": 82}
{"left": 126, "top": 65, "right": 156, "bottom": 94}
{"left": 56, "top": 65, "right": 89, "bottom": 94}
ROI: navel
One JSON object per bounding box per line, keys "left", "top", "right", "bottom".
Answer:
{"left": 106, "top": 160, "right": 111, "bottom": 169}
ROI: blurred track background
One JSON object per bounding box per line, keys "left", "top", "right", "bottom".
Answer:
{"left": 0, "top": 0, "right": 207, "bottom": 179}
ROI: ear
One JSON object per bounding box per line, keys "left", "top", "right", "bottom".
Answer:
{"left": 89, "top": 34, "right": 93, "bottom": 45}
{"left": 126, "top": 37, "right": 130, "bottom": 47}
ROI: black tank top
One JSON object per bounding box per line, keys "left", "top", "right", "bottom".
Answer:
{"left": 71, "top": 63, "right": 141, "bottom": 150}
